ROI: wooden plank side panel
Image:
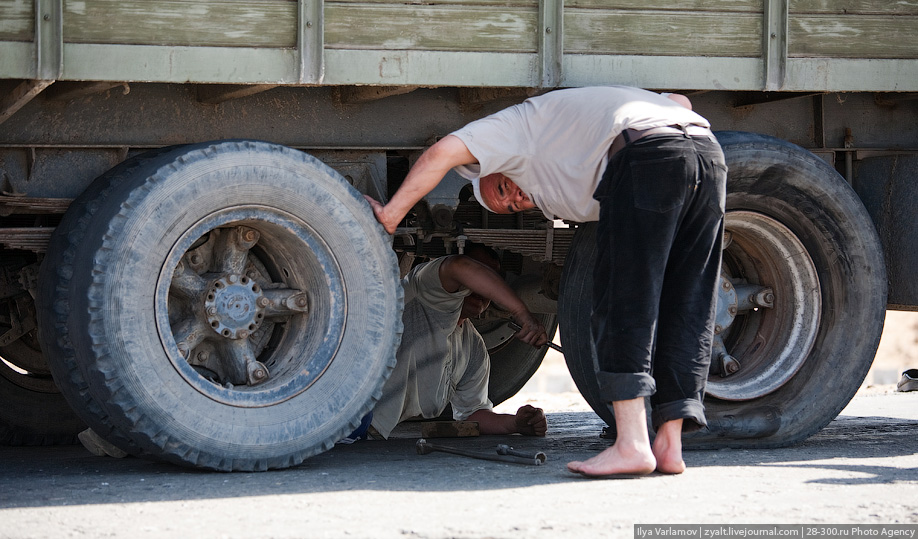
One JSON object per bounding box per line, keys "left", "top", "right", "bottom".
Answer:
{"left": 329, "top": 0, "right": 535, "bottom": 5}
{"left": 567, "top": 0, "right": 762, "bottom": 13}
{"left": 790, "top": 15, "right": 918, "bottom": 58}
{"left": 565, "top": 10, "right": 762, "bottom": 57}
{"left": 0, "top": 0, "right": 34, "bottom": 41}
{"left": 325, "top": 4, "right": 538, "bottom": 52}
{"left": 63, "top": 0, "right": 297, "bottom": 48}
{"left": 791, "top": 0, "right": 918, "bottom": 15}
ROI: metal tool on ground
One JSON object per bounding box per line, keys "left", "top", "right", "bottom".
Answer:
{"left": 496, "top": 444, "right": 547, "bottom": 464}
{"left": 416, "top": 439, "right": 544, "bottom": 466}
{"left": 508, "top": 322, "right": 563, "bottom": 353}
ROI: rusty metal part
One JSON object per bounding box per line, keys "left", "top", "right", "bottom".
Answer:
{"left": 0, "top": 295, "right": 37, "bottom": 347}
{"left": 0, "top": 228, "right": 54, "bottom": 253}
{"left": 204, "top": 274, "right": 266, "bottom": 340}
{"left": 496, "top": 444, "right": 547, "bottom": 464}
{"left": 0, "top": 195, "right": 72, "bottom": 216}
{"left": 415, "top": 439, "right": 543, "bottom": 466}
{"left": 508, "top": 321, "right": 563, "bottom": 353}
{"left": 462, "top": 227, "right": 575, "bottom": 266}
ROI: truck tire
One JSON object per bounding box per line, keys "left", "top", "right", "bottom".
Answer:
{"left": 0, "top": 345, "right": 84, "bottom": 446}
{"left": 559, "top": 131, "right": 886, "bottom": 447}
{"left": 50, "top": 140, "right": 402, "bottom": 470}
{"left": 1, "top": 251, "right": 85, "bottom": 445}
{"left": 480, "top": 315, "right": 557, "bottom": 404}
{"left": 38, "top": 149, "right": 180, "bottom": 456}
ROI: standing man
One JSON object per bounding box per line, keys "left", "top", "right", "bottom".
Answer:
{"left": 365, "top": 86, "right": 726, "bottom": 477}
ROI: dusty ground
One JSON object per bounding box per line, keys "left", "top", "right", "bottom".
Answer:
{"left": 0, "top": 316, "right": 915, "bottom": 539}
{"left": 2, "top": 392, "right": 915, "bottom": 539}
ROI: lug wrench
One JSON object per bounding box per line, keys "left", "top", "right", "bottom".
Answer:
{"left": 508, "top": 322, "right": 563, "bottom": 353}
{"left": 496, "top": 444, "right": 547, "bottom": 464}
{"left": 416, "top": 439, "right": 543, "bottom": 466}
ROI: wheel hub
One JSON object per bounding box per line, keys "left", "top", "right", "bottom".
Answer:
{"left": 204, "top": 274, "right": 266, "bottom": 339}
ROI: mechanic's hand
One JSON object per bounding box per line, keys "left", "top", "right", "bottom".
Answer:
{"left": 514, "top": 404, "right": 547, "bottom": 436}
{"left": 512, "top": 312, "right": 548, "bottom": 348}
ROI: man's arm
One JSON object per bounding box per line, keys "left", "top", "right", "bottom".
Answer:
{"left": 468, "top": 405, "right": 547, "bottom": 436}
{"left": 365, "top": 135, "right": 477, "bottom": 234}
{"left": 439, "top": 256, "right": 548, "bottom": 347}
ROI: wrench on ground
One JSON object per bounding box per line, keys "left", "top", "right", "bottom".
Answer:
{"left": 416, "top": 439, "right": 543, "bottom": 466}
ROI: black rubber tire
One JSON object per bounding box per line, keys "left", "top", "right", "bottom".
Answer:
{"left": 38, "top": 148, "right": 180, "bottom": 456}
{"left": 482, "top": 315, "right": 557, "bottom": 405}
{"left": 0, "top": 253, "right": 83, "bottom": 445}
{"left": 559, "top": 131, "right": 887, "bottom": 447}
{"left": 0, "top": 355, "right": 84, "bottom": 446}
{"left": 53, "top": 140, "right": 402, "bottom": 470}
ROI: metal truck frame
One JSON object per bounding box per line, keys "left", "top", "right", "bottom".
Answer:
{"left": 0, "top": 0, "right": 916, "bottom": 470}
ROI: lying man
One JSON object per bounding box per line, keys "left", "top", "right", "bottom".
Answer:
{"left": 366, "top": 244, "right": 550, "bottom": 440}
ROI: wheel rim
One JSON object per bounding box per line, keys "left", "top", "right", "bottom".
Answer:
{"left": 706, "top": 210, "right": 821, "bottom": 400}
{"left": 156, "top": 206, "right": 346, "bottom": 408}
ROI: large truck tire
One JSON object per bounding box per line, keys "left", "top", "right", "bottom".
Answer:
{"left": 1, "top": 252, "right": 85, "bottom": 445}
{"left": 559, "top": 131, "right": 886, "bottom": 447}
{"left": 41, "top": 140, "right": 402, "bottom": 470}
{"left": 0, "top": 344, "right": 84, "bottom": 446}
{"left": 38, "top": 148, "right": 181, "bottom": 456}
{"left": 478, "top": 315, "right": 557, "bottom": 404}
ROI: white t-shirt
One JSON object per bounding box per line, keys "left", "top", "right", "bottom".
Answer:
{"left": 371, "top": 257, "right": 493, "bottom": 439}
{"left": 451, "top": 86, "right": 711, "bottom": 222}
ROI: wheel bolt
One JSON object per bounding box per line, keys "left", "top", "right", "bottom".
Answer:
{"left": 296, "top": 295, "right": 308, "bottom": 308}
{"left": 257, "top": 297, "right": 270, "bottom": 308}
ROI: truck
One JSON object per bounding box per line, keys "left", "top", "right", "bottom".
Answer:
{"left": 1, "top": 0, "right": 916, "bottom": 470}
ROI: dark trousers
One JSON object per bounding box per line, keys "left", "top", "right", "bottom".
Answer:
{"left": 591, "top": 134, "right": 727, "bottom": 432}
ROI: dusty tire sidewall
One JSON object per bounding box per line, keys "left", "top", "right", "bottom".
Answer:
{"left": 74, "top": 141, "right": 401, "bottom": 469}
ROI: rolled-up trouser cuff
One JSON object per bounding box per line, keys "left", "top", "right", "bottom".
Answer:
{"left": 651, "top": 398, "right": 707, "bottom": 433}
{"left": 597, "top": 371, "right": 656, "bottom": 402}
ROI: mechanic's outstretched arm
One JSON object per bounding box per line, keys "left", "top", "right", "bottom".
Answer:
{"left": 364, "top": 135, "right": 476, "bottom": 234}
{"left": 468, "top": 405, "right": 547, "bottom": 436}
{"left": 439, "top": 256, "right": 548, "bottom": 348}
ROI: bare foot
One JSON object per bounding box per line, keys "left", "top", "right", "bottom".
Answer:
{"left": 567, "top": 442, "right": 656, "bottom": 478}
{"left": 652, "top": 420, "right": 685, "bottom": 474}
